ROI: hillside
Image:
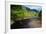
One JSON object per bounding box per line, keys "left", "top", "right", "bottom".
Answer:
{"left": 11, "top": 5, "right": 40, "bottom": 20}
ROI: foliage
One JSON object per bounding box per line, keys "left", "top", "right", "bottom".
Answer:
{"left": 11, "top": 5, "right": 40, "bottom": 20}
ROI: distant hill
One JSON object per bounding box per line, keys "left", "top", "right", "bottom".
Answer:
{"left": 25, "top": 6, "right": 39, "bottom": 13}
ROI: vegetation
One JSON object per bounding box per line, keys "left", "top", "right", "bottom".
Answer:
{"left": 11, "top": 5, "right": 41, "bottom": 20}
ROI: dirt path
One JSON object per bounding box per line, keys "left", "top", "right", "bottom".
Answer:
{"left": 11, "top": 18, "right": 42, "bottom": 29}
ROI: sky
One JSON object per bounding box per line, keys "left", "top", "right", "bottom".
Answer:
{"left": 24, "top": 5, "right": 42, "bottom": 12}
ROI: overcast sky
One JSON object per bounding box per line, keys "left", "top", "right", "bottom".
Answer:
{"left": 24, "top": 5, "right": 42, "bottom": 12}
